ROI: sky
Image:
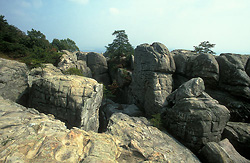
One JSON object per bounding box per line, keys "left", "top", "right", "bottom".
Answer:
{"left": 0, "top": 0, "right": 250, "bottom": 54}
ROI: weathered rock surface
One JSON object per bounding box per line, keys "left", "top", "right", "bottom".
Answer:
{"left": 99, "top": 99, "right": 143, "bottom": 132}
{"left": 58, "top": 50, "right": 92, "bottom": 77}
{"left": 163, "top": 77, "right": 230, "bottom": 151}
{"left": 129, "top": 42, "right": 175, "bottom": 116}
{"left": 200, "top": 139, "right": 250, "bottom": 163}
{"left": 246, "top": 57, "right": 250, "bottom": 77}
{"left": 172, "top": 51, "right": 219, "bottom": 88}
{"left": 0, "top": 58, "right": 29, "bottom": 104}
{"left": 0, "top": 96, "right": 121, "bottom": 162}
{"left": 106, "top": 113, "right": 201, "bottom": 163}
{"left": 87, "top": 52, "right": 111, "bottom": 85}
{"left": 29, "top": 74, "right": 103, "bottom": 132}
{"left": 216, "top": 53, "right": 250, "bottom": 99}
{"left": 222, "top": 122, "right": 250, "bottom": 159}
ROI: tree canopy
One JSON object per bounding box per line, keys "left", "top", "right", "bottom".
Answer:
{"left": 193, "top": 41, "right": 216, "bottom": 54}
{"left": 52, "top": 38, "right": 79, "bottom": 52}
{"left": 105, "top": 30, "right": 134, "bottom": 59}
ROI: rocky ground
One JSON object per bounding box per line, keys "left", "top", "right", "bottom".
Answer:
{"left": 0, "top": 42, "right": 250, "bottom": 162}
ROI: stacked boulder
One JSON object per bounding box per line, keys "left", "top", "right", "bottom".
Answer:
{"left": 129, "top": 42, "right": 176, "bottom": 116}
{"left": 29, "top": 64, "right": 103, "bottom": 132}
{"left": 163, "top": 77, "right": 230, "bottom": 151}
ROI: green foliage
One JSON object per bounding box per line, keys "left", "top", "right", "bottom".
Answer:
{"left": 52, "top": 38, "right": 79, "bottom": 52}
{"left": 0, "top": 15, "right": 78, "bottom": 68}
{"left": 103, "top": 85, "right": 115, "bottom": 99}
{"left": 63, "top": 67, "right": 84, "bottom": 76}
{"left": 193, "top": 41, "right": 216, "bottom": 54}
{"left": 105, "top": 30, "right": 134, "bottom": 60}
{"left": 150, "top": 113, "right": 163, "bottom": 129}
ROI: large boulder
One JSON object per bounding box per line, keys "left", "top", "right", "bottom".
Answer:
{"left": 216, "top": 53, "right": 250, "bottom": 99}
{"left": 172, "top": 51, "right": 219, "bottom": 88}
{"left": 87, "top": 52, "right": 111, "bottom": 85}
{"left": 163, "top": 78, "right": 230, "bottom": 151}
{"left": 129, "top": 42, "right": 175, "bottom": 116}
{"left": 58, "top": 50, "right": 92, "bottom": 77}
{"left": 0, "top": 96, "right": 121, "bottom": 162}
{"left": 106, "top": 113, "right": 201, "bottom": 162}
{"left": 200, "top": 139, "right": 250, "bottom": 163}
{"left": 0, "top": 58, "right": 29, "bottom": 104}
{"left": 222, "top": 122, "right": 250, "bottom": 159}
{"left": 29, "top": 75, "right": 103, "bottom": 132}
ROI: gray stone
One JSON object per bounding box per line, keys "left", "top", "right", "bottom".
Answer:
{"left": 87, "top": 52, "right": 111, "bottom": 85}
{"left": 129, "top": 42, "right": 175, "bottom": 116}
{"left": 200, "top": 139, "right": 250, "bottom": 163}
{"left": 216, "top": 53, "right": 250, "bottom": 99}
{"left": 0, "top": 96, "right": 121, "bottom": 162}
{"left": 106, "top": 113, "right": 201, "bottom": 163}
{"left": 163, "top": 77, "right": 230, "bottom": 151}
{"left": 116, "top": 68, "right": 132, "bottom": 87}
{"left": 29, "top": 75, "right": 103, "bottom": 132}
{"left": 0, "top": 58, "right": 29, "bottom": 104}
{"left": 222, "top": 122, "right": 250, "bottom": 159}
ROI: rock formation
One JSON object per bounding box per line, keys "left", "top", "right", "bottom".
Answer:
{"left": 129, "top": 42, "right": 176, "bottom": 116}
{"left": 222, "top": 122, "right": 250, "bottom": 159}
{"left": 163, "top": 77, "right": 230, "bottom": 151}
{"left": 106, "top": 113, "right": 201, "bottom": 162}
{"left": 29, "top": 70, "right": 103, "bottom": 132}
{"left": 200, "top": 139, "right": 250, "bottom": 163}
{"left": 0, "top": 96, "right": 120, "bottom": 162}
{"left": 0, "top": 58, "right": 29, "bottom": 105}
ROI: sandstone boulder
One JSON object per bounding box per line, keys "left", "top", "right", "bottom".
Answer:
{"left": 222, "top": 122, "right": 250, "bottom": 159}
{"left": 200, "top": 139, "right": 250, "bottom": 163}
{"left": 163, "top": 78, "right": 230, "bottom": 151}
{"left": 58, "top": 50, "right": 92, "bottom": 77}
{"left": 29, "top": 75, "right": 103, "bottom": 132}
{"left": 0, "top": 96, "right": 121, "bottom": 162}
{"left": 129, "top": 42, "right": 175, "bottom": 116}
{"left": 87, "top": 52, "right": 111, "bottom": 85}
{"left": 0, "top": 58, "right": 29, "bottom": 104}
{"left": 216, "top": 53, "right": 250, "bottom": 99}
{"left": 106, "top": 113, "right": 200, "bottom": 162}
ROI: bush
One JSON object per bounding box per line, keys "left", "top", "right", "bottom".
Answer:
{"left": 150, "top": 113, "right": 163, "bottom": 129}
{"left": 64, "top": 68, "right": 84, "bottom": 76}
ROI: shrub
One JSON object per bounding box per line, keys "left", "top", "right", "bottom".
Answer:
{"left": 64, "top": 67, "right": 84, "bottom": 76}
{"left": 150, "top": 113, "right": 163, "bottom": 129}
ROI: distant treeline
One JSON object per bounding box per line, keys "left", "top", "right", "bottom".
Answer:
{"left": 0, "top": 15, "right": 79, "bottom": 68}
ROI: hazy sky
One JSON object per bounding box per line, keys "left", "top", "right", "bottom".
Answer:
{"left": 0, "top": 0, "right": 250, "bottom": 54}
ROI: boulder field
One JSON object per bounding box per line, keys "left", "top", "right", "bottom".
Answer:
{"left": 0, "top": 42, "right": 250, "bottom": 162}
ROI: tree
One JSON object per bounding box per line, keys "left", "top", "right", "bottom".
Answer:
{"left": 105, "top": 30, "right": 134, "bottom": 59}
{"left": 193, "top": 41, "right": 216, "bottom": 54}
{"left": 51, "top": 38, "right": 79, "bottom": 52}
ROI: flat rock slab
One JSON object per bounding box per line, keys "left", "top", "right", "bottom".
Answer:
{"left": 0, "top": 97, "right": 120, "bottom": 162}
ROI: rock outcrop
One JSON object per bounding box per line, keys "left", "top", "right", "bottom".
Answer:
{"left": 86, "top": 52, "right": 111, "bottom": 86}
{"left": 106, "top": 113, "right": 200, "bottom": 162}
{"left": 0, "top": 58, "right": 29, "bottom": 104}
{"left": 58, "top": 50, "right": 92, "bottom": 77}
{"left": 222, "top": 122, "right": 250, "bottom": 159}
{"left": 0, "top": 96, "right": 121, "bottom": 162}
{"left": 163, "top": 77, "right": 230, "bottom": 151}
{"left": 29, "top": 74, "right": 103, "bottom": 132}
{"left": 129, "top": 42, "right": 176, "bottom": 116}
{"left": 200, "top": 139, "right": 250, "bottom": 163}
{"left": 216, "top": 53, "right": 250, "bottom": 99}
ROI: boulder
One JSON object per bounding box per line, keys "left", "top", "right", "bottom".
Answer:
{"left": 163, "top": 78, "right": 230, "bottom": 151}
{"left": 29, "top": 75, "right": 103, "bottom": 132}
{"left": 87, "top": 52, "right": 111, "bottom": 85}
{"left": 222, "top": 122, "right": 250, "bottom": 159}
{"left": 200, "top": 139, "right": 250, "bottom": 163}
{"left": 99, "top": 99, "right": 143, "bottom": 132}
{"left": 0, "top": 58, "right": 29, "bottom": 104}
{"left": 0, "top": 96, "right": 121, "bottom": 162}
{"left": 216, "top": 53, "right": 250, "bottom": 99}
{"left": 57, "top": 50, "right": 92, "bottom": 77}
{"left": 106, "top": 113, "right": 201, "bottom": 163}
{"left": 129, "top": 42, "right": 175, "bottom": 116}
